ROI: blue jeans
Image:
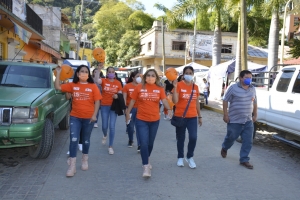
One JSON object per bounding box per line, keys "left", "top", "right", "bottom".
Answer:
{"left": 222, "top": 121, "right": 254, "bottom": 163}
{"left": 203, "top": 92, "right": 208, "bottom": 105}
{"left": 69, "top": 116, "right": 94, "bottom": 158}
{"left": 136, "top": 119, "right": 160, "bottom": 165}
{"left": 101, "top": 105, "right": 117, "bottom": 146}
{"left": 127, "top": 108, "right": 140, "bottom": 145}
{"left": 176, "top": 117, "right": 198, "bottom": 159}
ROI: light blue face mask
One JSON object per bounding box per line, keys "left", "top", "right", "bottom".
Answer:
{"left": 184, "top": 75, "right": 193, "bottom": 82}
{"left": 244, "top": 78, "right": 252, "bottom": 85}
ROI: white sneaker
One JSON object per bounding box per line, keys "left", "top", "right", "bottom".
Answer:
{"left": 102, "top": 136, "right": 107, "bottom": 145}
{"left": 66, "top": 151, "right": 70, "bottom": 155}
{"left": 94, "top": 123, "right": 98, "bottom": 128}
{"left": 185, "top": 157, "right": 196, "bottom": 169}
{"left": 78, "top": 144, "right": 82, "bottom": 152}
{"left": 177, "top": 158, "right": 184, "bottom": 167}
{"left": 108, "top": 147, "right": 114, "bottom": 155}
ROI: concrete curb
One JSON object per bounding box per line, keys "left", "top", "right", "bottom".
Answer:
{"left": 204, "top": 105, "right": 223, "bottom": 114}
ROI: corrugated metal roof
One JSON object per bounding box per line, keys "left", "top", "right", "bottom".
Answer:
{"left": 248, "top": 45, "right": 268, "bottom": 58}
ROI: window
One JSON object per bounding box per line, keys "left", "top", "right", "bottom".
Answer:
{"left": 172, "top": 41, "right": 186, "bottom": 51}
{"left": 148, "top": 42, "right": 152, "bottom": 51}
{"left": 221, "top": 45, "right": 232, "bottom": 53}
{"left": 292, "top": 72, "right": 300, "bottom": 93}
{"left": 0, "top": 65, "right": 50, "bottom": 88}
{"left": 276, "top": 70, "right": 294, "bottom": 92}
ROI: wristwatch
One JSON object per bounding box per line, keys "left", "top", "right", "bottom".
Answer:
{"left": 198, "top": 116, "right": 202, "bottom": 118}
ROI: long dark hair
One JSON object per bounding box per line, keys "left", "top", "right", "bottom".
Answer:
{"left": 73, "top": 65, "right": 94, "bottom": 83}
{"left": 127, "top": 71, "right": 139, "bottom": 83}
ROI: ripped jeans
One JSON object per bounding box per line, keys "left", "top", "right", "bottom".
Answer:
{"left": 69, "top": 116, "right": 94, "bottom": 158}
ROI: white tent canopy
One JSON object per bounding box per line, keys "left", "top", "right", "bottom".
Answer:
{"left": 175, "top": 62, "right": 209, "bottom": 74}
{"left": 208, "top": 59, "right": 267, "bottom": 100}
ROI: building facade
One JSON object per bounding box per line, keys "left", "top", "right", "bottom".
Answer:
{"left": 131, "top": 21, "right": 268, "bottom": 75}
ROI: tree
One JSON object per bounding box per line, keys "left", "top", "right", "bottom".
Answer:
{"left": 170, "top": 0, "right": 226, "bottom": 66}
{"left": 288, "top": 39, "right": 300, "bottom": 59}
{"left": 117, "top": 30, "right": 141, "bottom": 66}
{"left": 263, "top": 0, "right": 286, "bottom": 70}
{"left": 128, "top": 11, "right": 154, "bottom": 31}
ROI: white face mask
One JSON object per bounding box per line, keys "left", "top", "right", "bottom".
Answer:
{"left": 136, "top": 76, "right": 142, "bottom": 83}
{"left": 184, "top": 75, "right": 193, "bottom": 82}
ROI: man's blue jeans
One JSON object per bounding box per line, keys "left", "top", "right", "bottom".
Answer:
{"left": 136, "top": 118, "right": 160, "bottom": 165}
{"left": 203, "top": 92, "right": 208, "bottom": 105}
{"left": 176, "top": 117, "right": 198, "bottom": 159}
{"left": 69, "top": 116, "right": 94, "bottom": 158}
{"left": 101, "top": 105, "right": 117, "bottom": 146}
{"left": 127, "top": 108, "right": 140, "bottom": 145}
{"left": 222, "top": 121, "right": 254, "bottom": 163}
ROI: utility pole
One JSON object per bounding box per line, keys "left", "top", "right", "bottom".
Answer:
{"left": 162, "top": 18, "right": 165, "bottom": 74}
{"left": 192, "top": 14, "right": 197, "bottom": 62}
{"left": 76, "top": 0, "right": 84, "bottom": 60}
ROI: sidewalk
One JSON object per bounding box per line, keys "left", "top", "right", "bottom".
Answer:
{"left": 203, "top": 97, "right": 223, "bottom": 114}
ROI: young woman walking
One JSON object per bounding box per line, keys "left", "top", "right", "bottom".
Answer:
{"left": 126, "top": 69, "right": 173, "bottom": 178}
{"left": 172, "top": 66, "right": 202, "bottom": 169}
{"left": 94, "top": 66, "right": 123, "bottom": 155}
{"left": 122, "top": 71, "right": 141, "bottom": 150}
{"left": 55, "top": 65, "right": 102, "bottom": 177}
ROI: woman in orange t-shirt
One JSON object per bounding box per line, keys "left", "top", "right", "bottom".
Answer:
{"left": 122, "top": 71, "right": 141, "bottom": 150}
{"left": 94, "top": 65, "right": 122, "bottom": 155}
{"left": 126, "top": 69, "right": 173, "bottom": 178}
{"left": 172, "top": 66, "right": 202, "bottom": 169}
{"left": 55, "top": 65, "right": 102, "bottom": 177}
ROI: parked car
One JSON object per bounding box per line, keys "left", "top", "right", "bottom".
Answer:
{"left": 63, "top": 59, "right": 90, "bottom": 82}
{"left": 255, "top": 65, "right": 300, "bottom": 147}
{"left": 0, "top": 61, "right": 71, "bottom": 158}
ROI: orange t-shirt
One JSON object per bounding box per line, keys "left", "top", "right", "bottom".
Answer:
{"left": 122, "top": 83, "right": 139, "bottom": 108}
{"left": 61, "top": 82, "right": 102, "bottom": 119}
{"left": 173, "top": 82, "right": 199, "bottom": 118}
{"left": 101, "top": 78, "right": 122, "bottom": 106}
{"left": 131, "top": 84, "right": 166, "bottom": 122}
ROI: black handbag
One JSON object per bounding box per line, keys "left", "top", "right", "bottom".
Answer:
{"left": 171, "top": 84, "right": 194, "bottom": 127}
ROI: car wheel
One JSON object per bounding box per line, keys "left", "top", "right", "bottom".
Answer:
{"left": 59, "top": 110, "right": 70, "bottom": 130}
{"left": 29, "top": 118, "right": 54, "bottom": 159}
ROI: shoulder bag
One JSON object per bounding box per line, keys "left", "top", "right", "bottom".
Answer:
{"left": 171, "top": 84, "right": 194, "bottom": 128}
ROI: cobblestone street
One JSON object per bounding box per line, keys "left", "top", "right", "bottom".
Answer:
{"left": 0, "top": 109, "right": 300, "bottom": 200}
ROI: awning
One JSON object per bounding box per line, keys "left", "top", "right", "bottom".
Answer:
{"left": 30, "top": 41, "right": 61, "bottom": 59}
{"left": 12, "top": 20, "right": 32, "bottom": 44}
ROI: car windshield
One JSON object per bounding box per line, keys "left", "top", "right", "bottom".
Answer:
{"left": 116, "top": 72, "right": 127, "bottom": 78}
{"left": 0, "top": 64, "right": 50, "bottom": 88}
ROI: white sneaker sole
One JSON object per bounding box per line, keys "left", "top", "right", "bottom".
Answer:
{"left": 185, "top": 158, "right": 196, "bottom": 169}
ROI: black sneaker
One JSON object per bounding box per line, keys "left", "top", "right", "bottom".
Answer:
{"left": 128, "top": 141, "right": 133, "bottom": 148}
{"left": 137, "top": 145, "right": 141, "bottom": 152}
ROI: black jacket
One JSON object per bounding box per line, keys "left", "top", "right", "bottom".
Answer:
{"left": 110, "top": 93, "right": 126, "bottom": 116}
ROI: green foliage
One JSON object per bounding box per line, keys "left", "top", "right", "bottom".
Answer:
{"left": 128, "top": 11, "right": 154, "bottom": 31}
{"left": 247, "top": 4, "right": 271, "bottom": 47}
{"left": 93, "top": 1, "right": 154, "bottom": 65}
{"left": 288, "top": 39, "right": 300, "bottom": 59}
{"left": 117, "top": 30, "right": 141, "bottom": 66}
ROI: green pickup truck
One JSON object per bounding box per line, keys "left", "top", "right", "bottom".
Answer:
{"left": 0, "top": 61, "right": 71, "bottom": 158}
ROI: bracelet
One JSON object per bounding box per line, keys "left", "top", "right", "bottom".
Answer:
{"left": 198, "top": 116, "right": 202, "bottom": 118}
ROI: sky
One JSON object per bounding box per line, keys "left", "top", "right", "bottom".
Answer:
{"left": 139, "top": 0, "right": 177, "bottom": 17}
